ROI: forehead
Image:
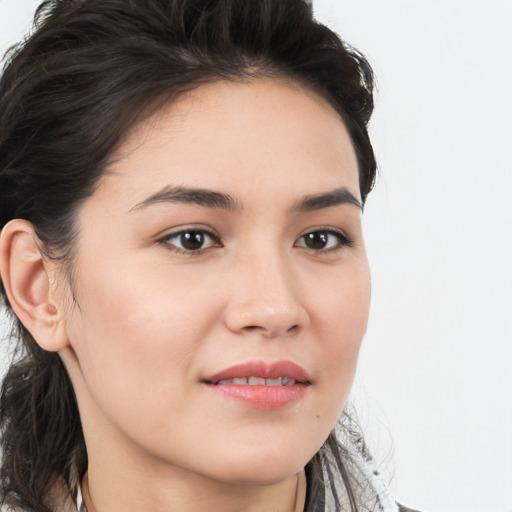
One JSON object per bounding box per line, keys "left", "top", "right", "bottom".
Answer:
{"left": 100, "top": 78, "right": 360, "bottom": 207}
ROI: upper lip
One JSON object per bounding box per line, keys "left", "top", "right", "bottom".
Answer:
{"left": 203, "top": 360, "right": 310, "bottom": 384}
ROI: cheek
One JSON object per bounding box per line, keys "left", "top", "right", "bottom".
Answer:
{"left": 315, "top": 257, "right": 370, "bottom": 342}
{"left": 73, "top": 257, "right": 216, "bottom": 344}
{"left": 65, "top": 261, "right": 221, "bottom": 419}
{"left": 309, "top": 260, "right": 371, "bottom": 404}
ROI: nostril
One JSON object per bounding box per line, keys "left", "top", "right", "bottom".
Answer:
{"left": 225, "top": 302, "right": 310, "bottom": 337}
{"left": 241, "top": 324, "right": 299, "bottom": 337}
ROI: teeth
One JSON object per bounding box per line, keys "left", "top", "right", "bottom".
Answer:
{"left": 216, "top": 377, "right": 297, "bottom": 386}
{"left": 217, "top": 378, "right": 247, "bottom": 385}
{"left": 248, "top": 376, "right": 266, "bottom": 385}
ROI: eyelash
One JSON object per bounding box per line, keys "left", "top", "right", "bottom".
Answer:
{"left": 158, "top": 228, "right": 222, "bottom": 256}
{"left": 294, "top": 228, "right": 353, "bottom": 253}
{"left": 158, "top": 227, "right": 353, "bottom": 255}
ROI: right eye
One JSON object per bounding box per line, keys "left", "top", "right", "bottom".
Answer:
{"left": 159, "top": 229, "right": 222, "bottom": 254}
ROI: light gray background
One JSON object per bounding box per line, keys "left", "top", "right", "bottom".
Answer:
{"left": 1, "top": 1, "right": 511, "bottom": 511}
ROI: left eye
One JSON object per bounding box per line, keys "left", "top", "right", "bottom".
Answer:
{"left": 162, "top": 230, "right": 220, "bottom": 252}
{"left": 295, "top": 230, "right": 351, "bottom": 251}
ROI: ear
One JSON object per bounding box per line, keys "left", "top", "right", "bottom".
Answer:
{"left": 0, "top": 219, "right": 70, "bottom": 352}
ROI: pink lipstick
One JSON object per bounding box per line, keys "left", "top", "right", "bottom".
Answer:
{"left": 202, "top": 361, "right": 310, "bottom": 409}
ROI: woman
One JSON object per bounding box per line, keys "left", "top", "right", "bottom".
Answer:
{"left": 0, "top": 0, "right": 416, "bottom": 511}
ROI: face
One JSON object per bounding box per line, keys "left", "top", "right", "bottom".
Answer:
{"left": 59, "top": 79, "right": 371, "bottom": 486}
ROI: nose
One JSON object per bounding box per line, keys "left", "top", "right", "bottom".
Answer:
{"left": 223, "top": 255, "right": 310, "bottom": 338}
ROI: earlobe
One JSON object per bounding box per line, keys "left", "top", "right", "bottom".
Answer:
{"left": 0, "top": 219, "right": 70, "bottom": 352}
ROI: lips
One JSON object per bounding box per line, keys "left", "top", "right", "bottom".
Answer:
{"left": 202, "top": 361, "right": 310, "bottom": 410}
{"left": 203, "top": 360, "right": 310, "bottom": 385}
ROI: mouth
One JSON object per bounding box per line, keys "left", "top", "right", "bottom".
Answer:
{"left": 214, "top": 376, "right": 298, "bottom": 386}
{"left": 202, "top": 361, "right": 310, "bottom": 410}
{"left": 202, "top": 360, "right": 311, "bottom": 386}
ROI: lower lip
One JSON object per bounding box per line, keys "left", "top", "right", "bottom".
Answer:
{"left": 205, "top": 383, "right": 308, "bottom": 409}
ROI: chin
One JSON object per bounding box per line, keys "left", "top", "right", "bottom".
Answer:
{"left": 201, "top": 442, "right": 315, "bottom": 486}
{"left": 217, "top": 465, "right": 303, "bottom": 487}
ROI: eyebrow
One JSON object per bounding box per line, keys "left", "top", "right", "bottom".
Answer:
{"left": 130, "top": 185, "right": 241, "bottom": 212}
{"left": 292, "top": 187, "right": 362, "bottom": 211}
{"left": 130, "top": 185, "right": 361, "bottom": 213}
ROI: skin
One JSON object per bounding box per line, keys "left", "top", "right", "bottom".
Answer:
{"left": 0, "top": 78, "right": 371, "bottom": 512}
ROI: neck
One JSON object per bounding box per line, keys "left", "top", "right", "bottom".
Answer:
{"left": 81, "top": 465, "right": 306, "bottom": 512}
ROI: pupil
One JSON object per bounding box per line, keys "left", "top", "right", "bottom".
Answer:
{"left": 305, "top": 232, "right": 328, "bottom": 250}
{"left": 181, "top": 231, "right": 204, "bottom": 250}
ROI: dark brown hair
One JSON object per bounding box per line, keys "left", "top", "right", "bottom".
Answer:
{"left": 0, "top": 1, "right": 377, "bottom": 510}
